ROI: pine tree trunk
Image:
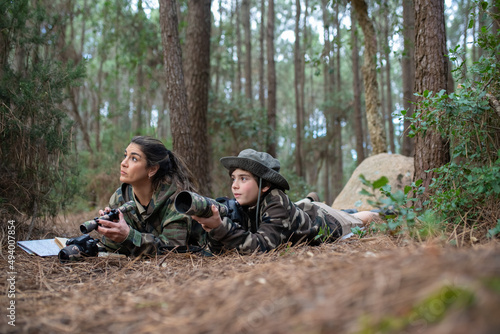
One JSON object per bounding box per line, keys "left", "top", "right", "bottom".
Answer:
{"left": 235, "top": 0, "right": 242, "bottom": 96}
{"left": 294, "top": 0, "right": 304, "bottom": 178}
{"left": 332, "top": 0, "right": 343, "bottom": 200}
{"left": 351, "top": 12, "right": 366, "bottom": 165}
{"left": 266, "top": 0, "right": 277, "bottom": 157}
{"left": 259, "top": 0, "right": 266, "bottom": 109}
{"left": 242, "top": 0, "right": 252, "bottom": 106}
{"left": 402, "top": 0, "right": 416, "bottom": 157}
{"left": 351, "top": 0, "right": 387, "bottom": 155}
{"left": 185, "top": 0, "right": 212, "bottom": 195}
{"left": 159, "top": 0, "right": 193, "bottom": 158}
{"left": 384, "top": 15, "right": 396, "bottom": 153}
{"left": 413, "top": 0, "right": 450, "bottom": 203}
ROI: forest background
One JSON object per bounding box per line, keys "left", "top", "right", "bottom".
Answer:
{"left": 1, "top": 0, "right": 499, "bottom": 242}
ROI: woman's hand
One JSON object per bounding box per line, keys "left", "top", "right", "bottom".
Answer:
{"left": 96, "top": 210, "right": 130, "bottom": 243}
{"left": 192, "top": 205, "right": 222, "bottom": 232}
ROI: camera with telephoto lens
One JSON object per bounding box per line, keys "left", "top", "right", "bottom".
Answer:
{"left": 174, "top": 190, "right": 244, "bottom": 223}
{"left": 58, "top": 234, "right": 100, "bottom": 263}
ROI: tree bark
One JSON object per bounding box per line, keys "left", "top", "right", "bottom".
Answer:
{"left": 351, "top": 12, "right": 366, "bottom": 165}
{"left": 235, "top": 0, "right": 242, "bottom": 96}
{"left": 242, "top": 0, "right": 252, "bottom": 106}
{"left": 185, "top": 0, "right": 212, "bottom": 195}
{"left": 413, "top": 0, "right": 450, "bottom": 203}
{"left": 266, "top": 0, "right": 277, "bottom": 157}
{"left": 159, "top": 0, "right": 193, "bottom": 158}
{"left": 259, "top": 0, "right": 265, "bottom": 109}
{"left": 402, "top": 0, "right": 416, "bottom": 157}
{"left": 294, "top": 0, "right": 304, "bottom": 178}
{"left": 351, "top": 0, "right": 387, "bottom": 155}
{"left": 384, "top": 14, "right": 396, "bottom": 153}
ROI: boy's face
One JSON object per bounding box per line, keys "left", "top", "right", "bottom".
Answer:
{"left": 231, "top": 168, "right": 269, "bottom": 206}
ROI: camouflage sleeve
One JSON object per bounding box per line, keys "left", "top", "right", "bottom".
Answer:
{"left": 208, "top": 191, "right": 293, "bottom": 254}
{"left": 102, "top": 196, "right": 189, "bottom": 256}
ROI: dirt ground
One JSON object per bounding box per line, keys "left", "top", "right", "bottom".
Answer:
{"left": 2, "top": 216, "right": 500, "bottom": 334}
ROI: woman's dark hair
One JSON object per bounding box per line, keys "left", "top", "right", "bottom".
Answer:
{"left": 130, "top": 136, "right": 198, "bottom": 193}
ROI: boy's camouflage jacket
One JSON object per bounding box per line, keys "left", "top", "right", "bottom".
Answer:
{"left": 207, "top": 188, "right": 343, "bottom": 254}
{"left": 101, "top": 183, "right": 200, "bottom": 256}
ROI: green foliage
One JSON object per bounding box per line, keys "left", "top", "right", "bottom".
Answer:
{"left": 351, "top": 226, "right": 367, "bottom": 238}
{"left": 0, "top": 0, "right": 86, "bottom": 217}
{"left": 402, "top": 0, "right": 500, "bottom": 239}
{"left": 358, "top": 175, "right": 444, "bottom": 239}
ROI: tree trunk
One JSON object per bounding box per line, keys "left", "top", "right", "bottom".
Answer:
{"left": 266, "top": 0, "right": 277, "bottom": 157}
{"left": 259, "top": 0, "right": 265, "bottom": 109}
{"left": 413, "top": 0, "right": 450, "bottom": 203}
{"left": 351, "top": 12, "right": 366, "bottom": 165}
{"left": 214, "top": 0, "right": 223, "bottom": 97}
{"left": 332, "top": 0, "right": 343, "bottom": 200}
{"left": 402, "top": 0, "right": 416, "bottom": 157}
{"left": 321, "top": 0, "right": 334, "bottom": 204}
{"left": 159, "top": 0, "right": 193, "bottom": 158}
{"left": 351, "top": 0, "right": 387, "bottom": 155}
{"left": 235, "top": 0, "right": 242, "bottom": 96}
{"left": 242, "top": 0, "right": 252, "bottom": 106}
{"left": 133, "top": 63, "right": 144, "bottom": 134}
{"left": 294, "top": 0, "right": 304, "bottom": 178}
{"left": 384, "top": 15, "right": 396, "bottom": 153}
{"left": 185, "top": 0, "right": 212, "bottom": 195}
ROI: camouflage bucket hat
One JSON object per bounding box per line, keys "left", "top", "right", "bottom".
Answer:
{"left": 220, "top": 149, "right": 290, "bottom": 190}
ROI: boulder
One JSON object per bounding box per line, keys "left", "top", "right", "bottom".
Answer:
{"left": 332, "top": 153, "right": 414, "bottom": 210}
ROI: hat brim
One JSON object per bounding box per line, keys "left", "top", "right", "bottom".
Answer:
{"left": 220, "top": 156, "right": 290, "bottom": 190}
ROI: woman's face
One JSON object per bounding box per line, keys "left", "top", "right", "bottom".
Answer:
{"left": 230, "top": 168, "right": 269, "bottom": 206}
{"left": 120, "top": 143, "right": 151, "bottom": 186}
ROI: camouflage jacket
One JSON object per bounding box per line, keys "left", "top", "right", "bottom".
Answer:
{"left": 101, "top": 183, "right": 202, "bottom": 256}
{"left": 207, "top": 189, "right": 342, "bottom": 254}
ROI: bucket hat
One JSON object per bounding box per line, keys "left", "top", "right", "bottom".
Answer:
{"left": 220, "top": 149, "right": 290, "bottom": 190}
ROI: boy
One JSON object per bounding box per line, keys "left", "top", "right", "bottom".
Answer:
{"left": 192, "top": 149, "right": 378, "bottom": 254}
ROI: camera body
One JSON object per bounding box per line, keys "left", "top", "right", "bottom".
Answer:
{"left": 58, "top": 234, "right": 100, "bottom": 263}
{"left": 80, "top": 201, "right": 136, "bottom": 234}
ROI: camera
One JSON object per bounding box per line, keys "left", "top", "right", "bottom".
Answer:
{"left": 58, "top": 234, "right": 100, "bottom": 263}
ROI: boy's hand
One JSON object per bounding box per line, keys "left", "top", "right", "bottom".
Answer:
{"left": 192, "top": 205, "right": 222, "bottom": 232}
{"left": 96, "top": 210, "right": 130, "bottom": 243}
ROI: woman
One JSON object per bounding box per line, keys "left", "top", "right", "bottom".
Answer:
{"left": 96, "top": 136, "right": 204, "bottom": 256}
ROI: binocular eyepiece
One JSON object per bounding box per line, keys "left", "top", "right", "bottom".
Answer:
{"left": 79, "top": 201, "right": 136, "bottom": 234}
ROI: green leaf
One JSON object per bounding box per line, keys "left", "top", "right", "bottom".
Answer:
{"left": 404, "top": 185, "right": 412, "bottom": 195}
{"left": 373, "top": 176, "right": 389, "bottom": 189}
{"left": 359, "top": 189, "right": 372, "bottom": 196}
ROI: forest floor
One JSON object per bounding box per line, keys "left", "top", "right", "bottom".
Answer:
{"left": 2, "top": 213, "right": 500, "bottom": 334}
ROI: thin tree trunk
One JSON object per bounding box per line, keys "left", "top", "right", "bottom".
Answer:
{"left": 242, "top": 0, "right": 252, "bottom": 106}
{"left": 259, "top": 0, "right": 265, "bottom": 109}
{"left": 133, "top": 63, "right": 144, "bottom": 134}
{"left": 351, "top": 0, "right": 387, "bottom": 155}
{"left": 351, "top": 12, "right": 366, "bottom": 164}
{"left": 384, "top": 15, "right": 395, "bottom": 153}
{"left": 235, "top": 0, "right": 242, "bottom": 96}
{"left": 266, "top": 0, "right": 277, "bottom": 156}
{"left": 332, "top": 0, "right": 343, "bottom": 199}
{"left": 214, "top": 0, "right": 223, "bottom": 97}
{"left": 294, "top": 0, "right": 304, "bottom": 177}
{"left": 402, "top": 0, "right": 416, "bottom": 157}
{"left": 159, "top": 0, "right": 193, "bottom": 157}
